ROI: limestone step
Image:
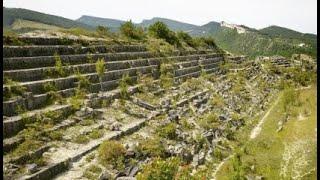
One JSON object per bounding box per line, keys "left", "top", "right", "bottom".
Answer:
{"left": 202, "top": 61, "right": 220, "bottom": 70}
{"left": 3, "top": 50, "right": 213, "bottom": 70}
{"left": 3, "top": 65, "right": 159, "bottom": 96}
{"left": 174, "top": 60, "right": 199, "bottom": 69}
{"left": 174, "top": 65, "right": 202, "bottom": 77}
{"left": 3, "top": 104, "right": 73, "bottom": 138}
{"left": 204, "top": 67, "right": 220, "bottom": 74}
{"left": 174, "top": 71, "right": 201, "bottom": 82}
{"left": 3, "top": 36, "right": 95, "bottom": 46}
{"left": 3, "top": 45, "right": 147, "bottom": 58}
{"left": 4, "top": 58, "right": 160, "bottom": 82}
{"left": 3, "top": 67, "right": 157, "bottom": 116}
{"left": 199, "top": 57, "right": 224, "bottom": 65}
{"left": 4, "top": 53, "right": 219, "bottom": 82}
{"left": 3, "top": 51, "right": 154, "bottom": 70}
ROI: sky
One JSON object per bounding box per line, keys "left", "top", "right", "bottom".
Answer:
{"left": 4, "top": 0, "right": 317, "bottom": 34}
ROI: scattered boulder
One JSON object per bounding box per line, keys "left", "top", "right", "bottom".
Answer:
{"left": 109, "top": 122, "right": 122, "bottom": 131}
{"left": 26, "top": 163, "right": 38, "bottom": 174}
{"left": 99, "top": 170, "right": 112, "bottom": 180}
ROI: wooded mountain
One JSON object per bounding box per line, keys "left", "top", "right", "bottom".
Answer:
{"left": 3, "top": 7, "right": 93, "bottom": 29}
{"left": 3, "top": 7, "right": 316, "bottom": 58}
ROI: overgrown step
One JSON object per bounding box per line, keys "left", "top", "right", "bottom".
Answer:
{"left": 3, "top": 67, "right": 157, "bottom": 117}
{"left": 3, "top": 36, "right": 95, "bottom": 46}
{"left": 3, "top": 51, "right": 154, "bottom": 70}
{"left": 3, "top": 45, "right": 147, "bottom": 58}
{"left": 3, "top": 104, "right": 74, "bottom": 138}
{"left": 3, "top": 65, "right": 158, "bottom": 95}
{"left": 4, "top": 54, "right": 220, "bottom": 82}
{"left": 174, "top": 66, "right": 202, "bottom": 77}
{"left": 4, "top": 58, "right": 160, "bottom": 82}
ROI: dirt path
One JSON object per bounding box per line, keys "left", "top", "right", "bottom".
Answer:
{"left": 211, "top": 154, "right": 234, "bottom": 179}
{"left": 213, "top": 85, "right": 313, "bottom": 178}
{"left": 250, "top": 85, "right": 311, "bottom": 139}
{"left": 250, "top": 95, "right": 281, "bottom": 139}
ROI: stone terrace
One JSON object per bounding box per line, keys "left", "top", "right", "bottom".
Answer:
{"left": 3, "top": 36, "right": 225, "bottom": 179}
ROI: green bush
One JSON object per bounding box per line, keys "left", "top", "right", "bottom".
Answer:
{"left": 75, "top": 70, "right": 91, "bottom": 91}
{"left": 146, "top": 37, "right": 175, "bottom": 55}
{"left": 282, "top": 86, "right": 300, "bottom": 113}
{"left": 156, "top": 123, "right": 177, "bottom": 140}
{"left": 137, "top": 137, "right": 166, "bottom": 158}
{"left": 73, "top": 135, "right": 89, "bottom": 144}
{"left": 96, "top": 26, "right": 110, "bottom": 37}
{"left": 88, "top": 129, "right": 104, "bottom": 139}
{"left": 230, "top": 151, "right": 246, "bottom": 180}
{"left": 137, "top": 157, "right": 180, "bottom": 180}
{"left": 119, "top": 73, "right": 131, "bottom": 100}
{"left": 160, "top": 63, "right": 174, "bottom": 89}
{"left": 198, "top": 112, "right": 219, "bottom": 130}
{"left": 175, "top": 165, "right": 195, "bottom": 180}
{"left": 120, "top": 20, "right": 144, "bottom": 40}
{"left": 95, "top": 58, "right": 105, "bottom": 92}
{"left": 98, "top": 140, "right": 126, "bottom": 169}
{"left": 193, "top": 37, "right": 217, "bottom": 49}
{"left": 148, "top": 21, "right": 180, "bottom": 46}
{"left": 4, "top": 78, "right": 27, "bottom": 100}
{"left": 177, "top": 31, "right": 196, "bottom": 48}
{"left": 54, "top": 53, "right": 66, "bottom": 77}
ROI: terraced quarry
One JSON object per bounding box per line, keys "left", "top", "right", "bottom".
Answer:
{"left": 3, "top": 33, "right": 316, "bottom": 180}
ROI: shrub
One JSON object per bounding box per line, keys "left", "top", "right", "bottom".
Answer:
{"left": 83, "top": 165, "right": 102, "bottom": 179}
{"left": 120, "top": 20, "right": 144, "bottom": 40}
{"left": 198, "top": 113, "right": 219, "bottom": 130}
{"left": 95, "top": 58, "right": 105, "bottom": 92}
{"left": 230, "top": 151, "right": 246, "bottom": 180}
{"left": 177, "top": 31, "right": 196, "bottom": 48}
{"left": 193, "top": 36, "right": 218, "bottom": 49}
{"left": 137, "top": 157, "right": 180, "bottom": 180}
{"left": 70, "top": 88, "right": 86, "bottom": 110}
{"left": 46, "top": 130, "right": 63, "bottom": 141}
{"left": 4, "top": 78, "right": 27, "bottom": 100}
{"left": 160, "top": 63, "right": 174, "bottom": 89}
{"left": 148, "top": 21, "right": 180, "bottom": 46}
{"left": 119, "top": 73, "right": 131, "bottom": 100}
{"left": 88, "top": 129, "right": 104, "bottom": 139}
{"left": 54, "top": 53, "right": 66, "bottom": 77}
{"left": 213, "top": 148, "right": 224, "bottom": 161}
{"left": 96, "top": 26, "right": 110, "bottom": 37}
{"left": 175, "top": 165, "right": 194, "bottom": 180}
{"left": 73, "top": 135, "right": 89, "bottom": 144}
{"left": 156, "top": 123, "right": 177, "bottom": 140}
{"left": 282, "top": 86, "right": 300, "bottom": 113}
{"left": 137, "top": 137, "right": 166, "bottom": 158}
{"left": 75, "top": 70, "right": 90, "bottom": 91}
{"left": 146, "top": 37, "right": 175, "bottom": 56}
{"left": 98, "top": 140, "right": 126, "bottom": 169}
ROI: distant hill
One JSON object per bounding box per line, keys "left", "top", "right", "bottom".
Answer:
{"left": 3, "top": 7, "right": 93, "bottom": 29}
{"left": 211, "top": 27, "right": 317, "bottom": 58}
{"left": 3, "top": 7, "right": 316, "bottom": 58}
{"left": 139, "top": 17, "right": 199, "bottom": 32}
{"left": 77, "top": 15, "right": 125, "bottom": 31}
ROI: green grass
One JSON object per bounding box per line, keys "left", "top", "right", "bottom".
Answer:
{"left": 216, "top": 85, "right": 317, "bottom": 179}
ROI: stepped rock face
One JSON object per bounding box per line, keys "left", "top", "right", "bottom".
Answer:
{"left": 3, "top": 35, "right": 226, "bottom": 179}
{"left": 3, "top": 33, "right": 294, "bottom": 179}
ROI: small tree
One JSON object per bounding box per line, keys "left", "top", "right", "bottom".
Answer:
{"left": 119, "top": 73, "right": 130, "bottom": 100}
{"left": 96, "top": 26, "right": 110, "bottom": 37}
{"left": 177, "top": 31, "right": 196, "bottom": 48}
{"left": 95, "top": 58, "right": 105, "bottom": 92}
{"left": 120, "top": 20, "right": 144, "bottom": 40}
{"left": 148, "top": 21, "right": 180, "bottom": 46}
{"left": 54, "top": 53, "right": 65, "bottom": 77}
